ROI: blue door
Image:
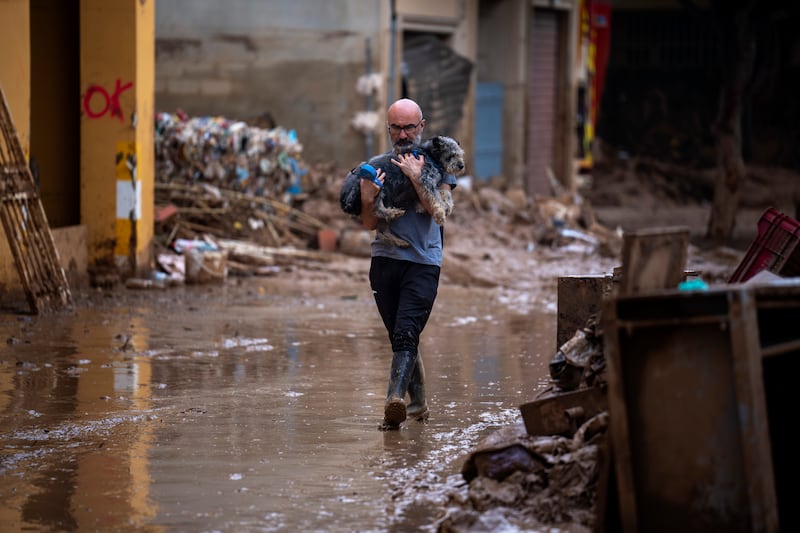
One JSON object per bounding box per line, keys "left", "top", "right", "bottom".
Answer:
{"left": 474, "top": 82, "right": 504, "bottom": 180}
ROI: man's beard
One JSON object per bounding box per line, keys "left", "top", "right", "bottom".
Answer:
{"left": 393, "top": 135, "right": 421, "bottom": 152}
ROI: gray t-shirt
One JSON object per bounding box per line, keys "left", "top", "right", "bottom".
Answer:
{"left": 371, "top": 172, "right": 457, "bottom": 266}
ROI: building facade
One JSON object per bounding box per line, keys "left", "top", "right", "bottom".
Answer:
{"left": 0, "top": 0, "right": 583, "bottom": 297}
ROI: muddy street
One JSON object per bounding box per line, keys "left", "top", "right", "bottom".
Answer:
{"left": 0, "top": 272, "right": 565, "bottom": 532}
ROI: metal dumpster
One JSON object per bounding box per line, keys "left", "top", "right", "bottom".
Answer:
{"left": 603, "top": 281, "right": 800, "bottom": 532}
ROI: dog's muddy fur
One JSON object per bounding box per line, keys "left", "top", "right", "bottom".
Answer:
{"left": 340, "top": 135, "right": 465, "bottom": 247}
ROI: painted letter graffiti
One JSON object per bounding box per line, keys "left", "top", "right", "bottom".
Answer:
{"left": 82, "top": 79, "right": 133, "bottom": 121}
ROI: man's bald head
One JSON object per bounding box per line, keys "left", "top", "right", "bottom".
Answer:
{"left": 387, "top": 99, "right": 425, "bottom": 149}
{"left": 387, "top": 99, "right": 423, "bottom": 123}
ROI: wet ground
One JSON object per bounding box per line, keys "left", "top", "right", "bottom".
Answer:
{"left": 0, "top": 274, "right": 562, "bottom": 532}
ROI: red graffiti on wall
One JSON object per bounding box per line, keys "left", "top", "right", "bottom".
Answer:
{"left": 82, "top": 79, "right": 133, "bottom": 121}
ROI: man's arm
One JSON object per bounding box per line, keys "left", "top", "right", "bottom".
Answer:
{"left": 359, "top": 168, "right": 384, "bottom": 230}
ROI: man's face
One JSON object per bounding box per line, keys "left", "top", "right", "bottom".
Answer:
{"left": 387, "top": 110, "right": 424, "bottom": 150}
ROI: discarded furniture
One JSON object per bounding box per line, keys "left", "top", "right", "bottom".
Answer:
{"left": 617, "top": 226, "right": 689, "bottom": 296}
{"left": 0, "top": 87, "right": 71, "bottom": 313}
{"left": 728, "top": 207, "right": 800, "bottom": 283}
{"left": 602, "top": 282, "right": 800, "bottom": 532}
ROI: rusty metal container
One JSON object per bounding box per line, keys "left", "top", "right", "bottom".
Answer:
{"left": 602, "top": 282, "right": 800, "bottom": 532}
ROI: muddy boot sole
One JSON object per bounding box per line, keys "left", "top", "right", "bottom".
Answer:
{"left": 383, "top": 398, "right": 407, "bottom": 427}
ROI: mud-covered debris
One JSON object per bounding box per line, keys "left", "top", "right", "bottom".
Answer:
{"left": 439, "top": 413, "right": 609, "bottom": 532}
{"left": 549, "top": 315, "right": 605, "bottom": 391}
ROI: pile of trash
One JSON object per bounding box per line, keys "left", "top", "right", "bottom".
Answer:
{"left": 155, "top": 110, "right": 306, "bottom": 199}
{"left": 151, "top": 112, "right": 337, "bottom": 261}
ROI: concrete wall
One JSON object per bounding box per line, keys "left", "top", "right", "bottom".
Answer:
{"left": 155, "top": 0, "right": 384, "bottom": 168}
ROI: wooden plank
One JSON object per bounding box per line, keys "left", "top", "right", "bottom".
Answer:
{"left": 728, "top": 290, "right": 780, "bottom": 531}
{"left": 618, "top": 226, "right": 689, "bottom": 296}
{"left": 519, "top": 386, "right": 607, "bottom": 437}
{"left": 601, "top": 295, "right": 639, "bottom": 532}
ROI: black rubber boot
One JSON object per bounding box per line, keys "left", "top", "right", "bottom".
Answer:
{"left": 406, "top": 352, "right": 429, "bottom": 421}
{"left": 382, "top": 350, "right": 416, "bottom": 429}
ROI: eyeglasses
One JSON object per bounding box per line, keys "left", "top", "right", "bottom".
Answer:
{"left": 387, "top": 120, "right": 422, "bottom": 134}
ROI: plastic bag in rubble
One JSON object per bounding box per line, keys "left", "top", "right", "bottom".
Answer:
{"left": 549, "top": 329, "right": 594, "bottom": 391}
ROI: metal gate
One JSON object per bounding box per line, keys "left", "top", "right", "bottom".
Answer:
{"left": 527, "top": 9, "right": 559, "bottom": 196}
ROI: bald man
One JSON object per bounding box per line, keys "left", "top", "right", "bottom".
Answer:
{"left": 355, "top": 98, "right": 457, "bottom": 430}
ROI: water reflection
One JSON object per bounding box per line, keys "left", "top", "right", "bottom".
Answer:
{"left": 0, "top": 281, "right": 554, "bottom": 531}
{"left": 0, "top": 309, "right": 161, "bottom": 531}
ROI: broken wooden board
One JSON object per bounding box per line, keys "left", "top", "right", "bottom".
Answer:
{"left": 618, "top": 226, "right": 689, "bottom": 296}
{"left": 519, "top": 386, "right": 607, "bottom": 437}
{"left": 0, "top": 87, "right": 71, "bottom": 314}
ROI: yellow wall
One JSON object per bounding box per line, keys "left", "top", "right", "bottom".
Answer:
{"left": 80, "top": 0, "right": 154, "bottom": 274}
{"left": 136, "top": 0, "right": 155, "bottom": 267}
{"left": 0, "top": 0, "right": 31, "bottom": 152}
{"left": 0, "top": 0, "right": 30, "bottom": 289}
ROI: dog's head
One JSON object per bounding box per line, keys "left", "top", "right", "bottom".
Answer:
{"left": 426, "top": 135, "right": 465, "bottom": 176}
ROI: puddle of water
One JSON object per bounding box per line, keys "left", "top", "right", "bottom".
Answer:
{"left": 0, "top": 279, "right": 555, "bottom": 531}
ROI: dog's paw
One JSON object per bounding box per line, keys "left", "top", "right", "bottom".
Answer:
{"left": 440, "top": 188, "right": 454, "bottom": 217}
{"left": 432, "top": 204, "right": 447, "bottom": 226}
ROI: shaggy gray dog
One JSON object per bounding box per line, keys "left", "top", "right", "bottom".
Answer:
{"left": 340, "top": 135, "right": 465, "bottom": 247}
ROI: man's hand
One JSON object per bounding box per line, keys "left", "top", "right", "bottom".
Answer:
{"left": 392, "top": 152, "right": 443, "bottom": 218}
{"left": 360, "top": 167, "right": 385, "bottom": 199}
{"left": 391, "top": 152, "right": 424, "bottom": 184}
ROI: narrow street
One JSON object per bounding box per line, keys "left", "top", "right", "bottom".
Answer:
{"left": 1, "top": 271, "right": 566, "bottom": 531}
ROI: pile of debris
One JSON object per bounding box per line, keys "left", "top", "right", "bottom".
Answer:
{"left": 149, "top": 112, "right": 348, "bottom": 283}
{"left": 155, "top": 111, "right": 305, "bottom": 198}
{"left": 154, "top": 111, "right": 339, "bottom": 249}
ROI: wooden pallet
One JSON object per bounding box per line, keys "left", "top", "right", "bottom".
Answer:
{"left": 0, "top": 87, "right": 71, "bottom": 313}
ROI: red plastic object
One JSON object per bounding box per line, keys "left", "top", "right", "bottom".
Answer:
{"left": 728, "top": 207, "right": 800, "bottom": 283}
